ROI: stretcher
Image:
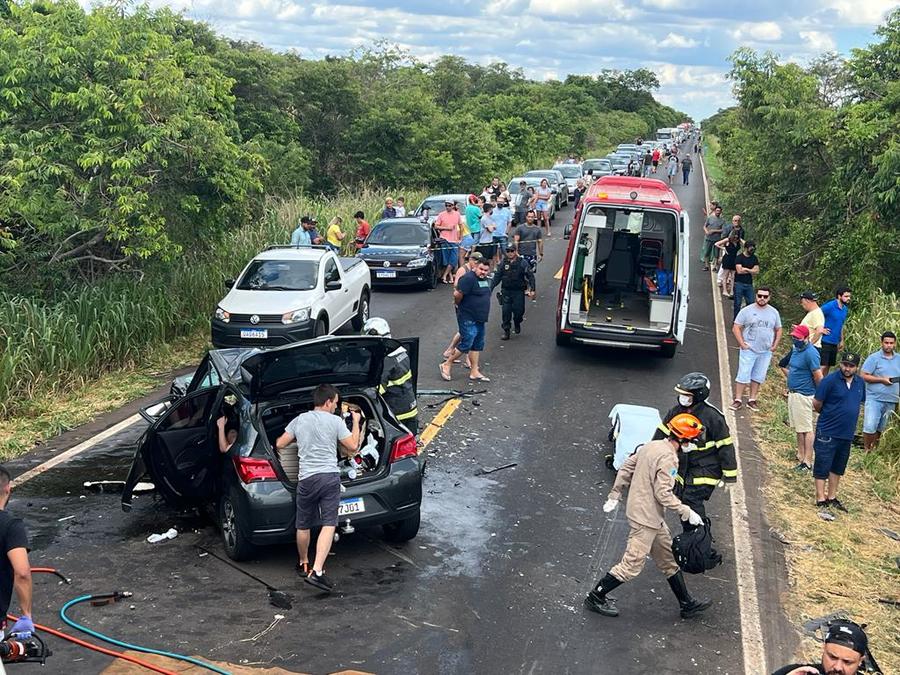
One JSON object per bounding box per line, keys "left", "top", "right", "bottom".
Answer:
{"left": 605, "top": 403, "right": 662, "bottom": 470}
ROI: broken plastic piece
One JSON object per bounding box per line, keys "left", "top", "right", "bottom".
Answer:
{"left": 146, "top": 528, "right": 178, "bottom": 543}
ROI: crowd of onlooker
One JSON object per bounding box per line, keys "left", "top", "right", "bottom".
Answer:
{"left": 708, "top": 203, "right": 898, "bottom": 513}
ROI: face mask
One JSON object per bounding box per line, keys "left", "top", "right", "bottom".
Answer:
{"left": 678, "top": 395, "right": 693, "bottom": 407}
{"left": 793, "top": 339, "right": 806, "bottom": 350}
{"left": 680, "top": 441, "right": 698, "bottom": 453}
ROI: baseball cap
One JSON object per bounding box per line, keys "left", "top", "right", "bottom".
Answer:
{"left": 800, "top": 291, "right": 818, "bottom": 301}
{"left": 824, "top": 620, "right": 867, "bottom": 656}
{"left": 840, "top": 351, "right": 861, "bottom": 366}
{"left": 790, "top": 324, "right": 810, "bottom": 339}
{"left": 467, "top": 251, "right": 484, "bottom": 262}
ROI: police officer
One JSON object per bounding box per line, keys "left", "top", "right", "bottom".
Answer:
{"left": 362, "top": 318, "right": 418, "bottom": 435}
{"left": 584, "top": 414, "right": 710, "bottom": 619}
{"left": 653, "top": 372, "right": 737, "bottom": 529}
{"left": 490, "top": 245, "right": 535, "bottom": 340}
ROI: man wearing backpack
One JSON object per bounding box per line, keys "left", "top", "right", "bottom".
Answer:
{"left": 584, "top": 414, "right": 712, "bottom": 620}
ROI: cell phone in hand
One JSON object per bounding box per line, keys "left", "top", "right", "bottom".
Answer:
{"left": 890, "top": 376, "right": 900, "bottom": 384}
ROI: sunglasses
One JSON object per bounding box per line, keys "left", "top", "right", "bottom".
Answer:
{"left": 756, "top": 294, "right": 770, "bottom": 299}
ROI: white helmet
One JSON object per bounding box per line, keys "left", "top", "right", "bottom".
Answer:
{"left": 362, "top": 317, "right": 391, "bottom": 337}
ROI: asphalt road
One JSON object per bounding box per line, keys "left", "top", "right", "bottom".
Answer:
{"left": 6, "top": 159, "right": 788, "bottom": 674}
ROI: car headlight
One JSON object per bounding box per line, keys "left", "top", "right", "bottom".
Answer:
{"left": 282, "top": 308, "right": 310, "bottom": 325}
{"left": 215, "top": 307, "right": 230, "bottom": 323}
{"left": 407, "top": 257, "right": 429, "bottom": 269}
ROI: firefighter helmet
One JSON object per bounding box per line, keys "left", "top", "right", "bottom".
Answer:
{"left": 667, "top": 413, "right": 704, "bottom": 441}
{"left": 362, "top": 317, "right": 391, "bottom": 337}
{"left": 674, "top": 372, "right": 711, "bottom": 404}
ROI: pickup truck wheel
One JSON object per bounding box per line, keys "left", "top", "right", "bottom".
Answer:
{"left": 313, "top": 318, "right": 327, "bottom": 337}
{"left": 219, "top": 490, "right": 256, "bottom": 561}
{"left": 350, "top": 291, "right": 370, "bottom": 331}
{"left": 383, "top": 511, "right": 420, "bottom": 542}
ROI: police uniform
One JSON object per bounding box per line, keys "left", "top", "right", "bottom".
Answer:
{"left": 379, "top": 345, "right": 418, "bottom": 434}
{"left": 607, "top": 440, "right": 691, "bottom": 582}
{"left": 490, "top": 255, "right": 535, "bottom": 335}
{"left": 653, "top": 400, "right": 737, "bottom": 520}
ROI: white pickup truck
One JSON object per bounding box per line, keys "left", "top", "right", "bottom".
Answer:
{"left": 211, "top": 246, "right": 371, "bottom": 348}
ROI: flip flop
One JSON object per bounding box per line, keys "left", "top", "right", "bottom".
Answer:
{"left": 469, "top": 374, "right": 490, "bottom": 382}
{"left": 439, "top": 364, "right": 452, "bottom": 381}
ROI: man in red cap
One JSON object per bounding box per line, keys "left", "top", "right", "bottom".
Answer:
{"left": 779, "top": 324, "right": 823, "bottom": 471}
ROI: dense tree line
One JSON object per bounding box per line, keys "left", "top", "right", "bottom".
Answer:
{"left": 703, "top": 9, "right": 900, "bottom": 301}
{"left": 0, "top": 0, "right": 683, "bottom": 290}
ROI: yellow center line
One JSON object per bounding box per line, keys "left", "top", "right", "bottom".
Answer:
{"left": 418, "top": 397, "right": 462, "bottom": 449}
{"left": 554, "top": 265, "right": 563, "bottom": 279}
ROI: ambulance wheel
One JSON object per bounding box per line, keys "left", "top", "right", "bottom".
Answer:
{"left": 607, "top": 427, "right": 615, "bottom": 442}
{"left": 660, "top": 342, "right": 677, "bottom": 358}
{"left": 605, "top": 455, "right": 614, "bottom": 471}
{"left": 555, "top": 332, "right": 571, "bottom": 347}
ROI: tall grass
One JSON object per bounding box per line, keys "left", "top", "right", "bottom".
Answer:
{"left": 0, "top": 188, "right": 425, "bottom": 418}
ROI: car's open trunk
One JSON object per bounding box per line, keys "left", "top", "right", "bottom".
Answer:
{"left": 258, "top": 394, "right": 387, "bottom": 487}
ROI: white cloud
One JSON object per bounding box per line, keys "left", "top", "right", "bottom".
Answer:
{"left": 799, "top": 30, "right": 837, "bottom": 51}
{"left": 526, "top": 0, "right": 639, "bottom": 21}
{"left": 822, "top": 0, "right": 897, "bottom": 25}
{"left": 659, "top": 32, "right": 700, "bottom": 48}
{"left": 731, "top": 20, "right": 783, "bottom": 42}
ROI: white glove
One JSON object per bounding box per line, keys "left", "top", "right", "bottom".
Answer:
{"left": 683, "top": 509, "right": 703, "bottom": 526}
{"left": 603, "top": 498, "right": 618, "bottom": 513}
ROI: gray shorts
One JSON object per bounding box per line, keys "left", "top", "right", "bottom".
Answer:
{"left": 295, "top": 472, "right": 341, "bottom": 529}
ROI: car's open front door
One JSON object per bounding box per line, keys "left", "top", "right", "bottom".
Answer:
{"left": 122, "top": 388, "right": 222, "bottom": 511}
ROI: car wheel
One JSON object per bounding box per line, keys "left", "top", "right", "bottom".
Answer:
{"left": 660, "top": 342, "right": 677, "bottom": 358}
{"left": 350, "top": 291, "right": 370, "bottom": 331}
{"left": 313, "top": 317, "right": 327, "bottom": 337}
{"left": 383, "top": 510, "right": 420, "bottom": 542}
{"left": 425, "top": 263, "right": 439, "bottom": 290}
{"left": 219, "top": 490, "right": 256, "bottom": 561}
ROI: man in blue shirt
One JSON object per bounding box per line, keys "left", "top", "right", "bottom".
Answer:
{"left": 290, "top": 217, "right": 311, "bottom": 246}
{"left": 819, "top": 286, "right": 852, "bottom": 375}
{"left": 860, "top": 331, "right": 899, "bottom": 451}
{"left": 492, "top": 198, "right": 513, "bottom": 258}
{"left": 439, "top": 259, "right": 492, "bottom": 383}
{"left": 812, "top": 352, "right": 865, "bottom": 512}
{"left": 778, "top": 325, "right": 822, "bottom": 472}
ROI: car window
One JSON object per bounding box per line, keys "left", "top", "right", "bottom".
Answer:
{"left": 554, "top": 166, "right": 582, "bottom": 178}
{"left": 237, "top": 260, "right": 318, "bottom": 291}
{"left": 187, "top": 356, "right": 221, "bottom": 393}
{"left": 159, "top": 390, "right": 216, "bottom": 431}
{"left": 367, "top": 221, "right": 430, "bottom": 246}
{"left": 324, "top": 259, "right": 340, "bottom": 283}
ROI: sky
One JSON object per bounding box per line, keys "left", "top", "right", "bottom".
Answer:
{"left": 89, "top": 0, "right": 898, "bottom": 120}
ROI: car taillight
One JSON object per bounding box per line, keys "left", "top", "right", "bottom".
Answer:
{"left": 390, "top": 434, "right": 418, "bottom": 463}
{"left": 233, "top": 456, "right": 277, "bottom": 483}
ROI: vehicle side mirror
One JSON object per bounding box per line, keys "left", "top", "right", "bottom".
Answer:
{"left": 224, "top": 278, "right": 235, "bottom": 290}
{"left": 325, "top": 279, "right": 342, "bottom": 291}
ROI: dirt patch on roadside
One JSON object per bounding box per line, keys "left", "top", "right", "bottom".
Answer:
{"left": 102, "top": 653, "right": 374, "bottom": 674}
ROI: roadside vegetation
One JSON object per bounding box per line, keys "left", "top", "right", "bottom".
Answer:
{"left": 0, "top": 0, "right": 684, "bottom": 455}
{"left": 702, "top": 13, "right": 900, "bottom": 668}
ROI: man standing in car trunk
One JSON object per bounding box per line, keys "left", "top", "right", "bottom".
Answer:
{"left": 276, "top": 384, "right": 361, "bottom": 593}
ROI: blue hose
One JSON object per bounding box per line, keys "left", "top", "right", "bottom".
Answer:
{"left": 59, "top": 594, "right": 232, "bottom": 675}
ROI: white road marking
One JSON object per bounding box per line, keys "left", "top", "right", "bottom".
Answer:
{"left": 701, "top": 153, "right": 766, "bottom": 674}
{"left": 11, "top": 414, "right": 142, "bottom": 488}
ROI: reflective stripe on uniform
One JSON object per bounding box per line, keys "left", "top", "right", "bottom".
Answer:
{"left": 674, "top": 474, "right": 684, "bottom": 485}
{"left": 716, "top": 436, "right": 733, "bottom": 447}
{"left": 690, "top": 476, "right": 720, "bottom": 486}
{"left": 657, "top": 423, "right": 670, "bottom": 435}
{"left": 384, "top": 370, "right": 412, "bottom": 390}
{"left": 396, "top": 407, "right": 418, "bottom": 420}
{"left": 721, "top": 469, "right": 737, "bottom": 478}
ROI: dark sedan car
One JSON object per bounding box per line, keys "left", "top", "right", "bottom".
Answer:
{"left": 356, "top": 218, "right": 440, "bottom": 289}
{"left": 122, "top": 336, "right": 422, "bottom": 561}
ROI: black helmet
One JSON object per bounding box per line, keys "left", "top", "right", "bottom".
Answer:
{"left": 674, "top": 372, "right": 710, "bottom": 404}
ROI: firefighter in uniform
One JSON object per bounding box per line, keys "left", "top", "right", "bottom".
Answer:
{"left": 653, "top": 372, "right": 737, "bottom": 528}
{"left": 362, "top": 318, "right": 418, "bottom": 435}
{"left": 489, "top": 245, "right": 535, "bottom": 340}
{"left": 585, "top": 414, "right": 712, "bottom": 619}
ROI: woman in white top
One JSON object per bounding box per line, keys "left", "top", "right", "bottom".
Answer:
{"left": 530, "top": 179, "right": 553, "bottom": 237}
{"left": 665, "top": 155, "right": 678, "bottom": 185}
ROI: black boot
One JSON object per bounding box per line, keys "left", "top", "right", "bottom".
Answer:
{"left": 667, "top": 571, "right": 712, "bottom": 618}
{"left": 584, "top": 573, "right": 623, "bottom": 617}
{"left": 501, "top": 330, "right": 511, "bottom": 340}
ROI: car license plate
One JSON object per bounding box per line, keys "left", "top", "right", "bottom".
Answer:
{"left": 376, "top": 270, "right": 397, "bottom": 278}
{"left": 338, "top": 497, "right": 365, "bottom": 516}
{"left": 240, "top": 328, "right": 268, "bottom": 339}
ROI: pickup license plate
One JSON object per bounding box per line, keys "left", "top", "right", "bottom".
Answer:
{"left": 338, "top": 497, "right": 365, "bottom": 516}
{"left": 376, "top": 270, "right": 397, "bottom": 278}
{"left": 240, "top": 329, "right": 268, "bottom": 339}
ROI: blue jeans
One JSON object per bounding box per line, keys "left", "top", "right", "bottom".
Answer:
{"left": 812, "top": 434, "right": 852, "bottom": 479}
{"left": 733, "top": 282, "right": 754, "bottom": 319}
{"left": 682, "top": 169, "right": 690, "bottom": 185}
{"left": 457, "top": 318, "right": 486, "bottom": 352}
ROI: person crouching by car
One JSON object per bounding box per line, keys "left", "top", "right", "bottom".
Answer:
{"left": 275, "top": 385, "right": 361, "bottom": 594}
{"left": 0, "top": 465, "right": 35, "bottom": 642}
{"left": 771, "top": 620, "right": 870, "bottom": 675}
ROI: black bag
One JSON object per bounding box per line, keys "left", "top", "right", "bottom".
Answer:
{"left": 672, "top": 517, "right": 722, "bottom": 574}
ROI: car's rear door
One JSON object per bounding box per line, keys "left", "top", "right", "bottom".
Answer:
{"left": 122, "top": 387, "right": 222, "bottom": 511}
{"left": 675, "top": 210, "right": 691, "bottom": 343}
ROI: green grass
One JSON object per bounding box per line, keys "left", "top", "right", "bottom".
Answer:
{"left": 702, "top": 134, "right": 725, "bottom": 194}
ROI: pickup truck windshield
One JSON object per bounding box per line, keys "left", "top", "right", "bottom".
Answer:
{"left": 367, "top": 222, "right": 430, "bottom": 246}
{"left": 237, "top": 260, "right": 319, "bottom": 291}
{"left": 417, "top": 199, "right": 460, "bottom": 215}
